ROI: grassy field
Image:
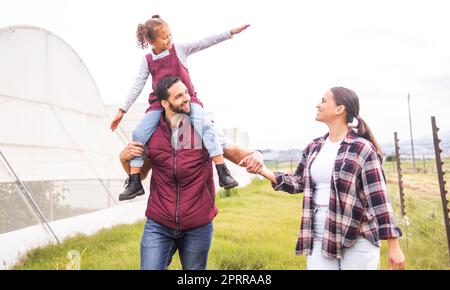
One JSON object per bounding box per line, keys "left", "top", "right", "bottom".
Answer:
{"left": 13, "top": 166, "right": 450, "bottom": 270}
{"left": 383, "top": 159, "right": 450, "bottom": 269}
{"left": 14, "top": 179, "right": 305, "bottom": 270}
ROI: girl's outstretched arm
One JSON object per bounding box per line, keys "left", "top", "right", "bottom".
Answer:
{"left": 230, "top": 24, "right": 251, "bottom": 35}
{"left": 176, "top": 24, "right": 250, "bottom": 60}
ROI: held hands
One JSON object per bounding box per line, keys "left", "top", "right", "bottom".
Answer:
{"left": 110, "top": 109, "right": 125, "bottom": 131}
{"left": 238, "top": 151, "right": 264, "bottom": 174}
{"left": 231, "top": 24, "right": 251, "bottom": 35}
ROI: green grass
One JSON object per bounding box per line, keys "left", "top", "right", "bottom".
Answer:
{"left": 14, "top": 179, "right": 305, "bottom": 270}
{"left": 383, "top": 159, "right": 450, "bottom": 269}
{"left": 13, "top": 176, "right": 450, "bottom": 270}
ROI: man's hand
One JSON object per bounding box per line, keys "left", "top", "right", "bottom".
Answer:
{"left": 119, "top": 142, "right": 152, "bottom": 180}
{"left": 231, "top": 24, "right": 251, "bottom": 35}
{"left": 120, "top": 142, "right": 144, "bottom": 162}
{"left": 238, "top": 151, "right": 264, "bottom": 174}
{"left": 110, "top": 109, "right": 125, "bottom": 131}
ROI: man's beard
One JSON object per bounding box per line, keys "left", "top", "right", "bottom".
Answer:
{"left": 169, "top": 101, "right": 190, "bottom": 115}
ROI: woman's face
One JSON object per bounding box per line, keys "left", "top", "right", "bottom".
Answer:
{"left": 315, "top": 91, "right": 344, "bottom": 123}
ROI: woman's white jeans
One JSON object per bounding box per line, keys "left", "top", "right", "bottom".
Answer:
{"left": 306, "top": 206, "right": 380, "bottom": 270}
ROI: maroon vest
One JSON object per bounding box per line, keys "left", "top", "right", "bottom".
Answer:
{"left": 146, "top": 46, "right": 203, "bottom": 112}
{"left": 145, "top": 112, "right": 218, "bottom": 230}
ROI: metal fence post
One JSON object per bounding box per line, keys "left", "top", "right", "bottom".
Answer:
{"left": 394, "top": 132, "right": 407, "bottom": 217}
{"left": 423, "top": 155, "right": 426, "bottom": 172}
{"left": 0, "top": 150, "right": 60, "bottom": 244}
{"left": 431, "top": 116, "right": 450, "bottom": 259}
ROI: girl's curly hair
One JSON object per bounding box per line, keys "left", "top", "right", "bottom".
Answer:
{"left": 136, "top": 15, "right": 167, "bottom": 49}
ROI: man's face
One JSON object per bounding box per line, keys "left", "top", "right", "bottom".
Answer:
{"left": 163, "top": 81, "right": 191, "bottom": 114}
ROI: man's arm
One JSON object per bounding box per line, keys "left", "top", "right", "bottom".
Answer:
{"left": 119, "top": 142, "right": 152, "bottom": 180}
{"left": 120, "top": 143, "right": 259, "bottom": 180}
{"left": 223, "top": 145, "right": 264, "bottom": 173}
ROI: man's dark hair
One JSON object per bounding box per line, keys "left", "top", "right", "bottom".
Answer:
{"left": 155, "top": 76, "right": 181, "bottom": 102}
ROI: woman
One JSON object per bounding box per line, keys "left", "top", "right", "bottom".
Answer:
{"left": 243, "top": 87, "right": 405, "bottom": 270}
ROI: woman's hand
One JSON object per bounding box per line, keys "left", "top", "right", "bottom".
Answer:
{"left": 120, "top": 142, "right": 144, "bottom": 162}
{"left": 231, "top": 24, "right": 251, "bottom": 35}
{"left": 110, "top": 109, "right": 125, "bottom": 131}
{"left": 387, "top": 238, "right": 406, "bottom": 270}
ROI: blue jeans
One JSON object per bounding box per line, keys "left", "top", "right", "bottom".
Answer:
{"left": 140, "top": 218, "right": 214, "bottom": 270}
{"left": 130, "top": 103, "right": 225, "bottom": 168}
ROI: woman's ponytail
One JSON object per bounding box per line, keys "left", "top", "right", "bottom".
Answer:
{"left": 355, "top": 116, "right": 383, "bottom": 161}
{"left": 330, "top": 87, "right": 384, "bottom": 162}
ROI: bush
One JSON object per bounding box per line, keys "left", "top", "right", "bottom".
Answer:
{"left": 385, "top": 155, "right": 396, "bottom": 162}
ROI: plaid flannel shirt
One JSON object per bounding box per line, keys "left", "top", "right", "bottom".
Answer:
{"left": 272, "top": 130, "right": 402, "bottom": 259}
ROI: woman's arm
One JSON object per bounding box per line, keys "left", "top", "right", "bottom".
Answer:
{"left": 387, "top": 238, "right": 406, "bottom": 270}
{"left": 361, "top": 149, "right": 405, "bottom": 269}
{"left": 241, "top": 149, "right": 307, "bottom": 194}
{"left": 258, "top": 166, "right": 277, "bottom": 184}
{"left": 269, "top": 165, "right": 305, "bottom": 194}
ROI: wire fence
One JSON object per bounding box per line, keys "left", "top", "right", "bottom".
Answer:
{"left": 264, "top": 117, "right": 450, "bottom": 267}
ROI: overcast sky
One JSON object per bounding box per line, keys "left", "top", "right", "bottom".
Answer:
{"left": 2, "top": 0, "right": 450, "bottom": 150}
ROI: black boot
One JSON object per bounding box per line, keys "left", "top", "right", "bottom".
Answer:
{"left": 119, "top": 174, "right": 145, "bottom": 201}
{"left": 216, "top": 163, "right": 239, "bottom": 190}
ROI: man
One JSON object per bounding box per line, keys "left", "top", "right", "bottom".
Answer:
{"left": 119, "top": 76, "right": 263, "bottom": 270}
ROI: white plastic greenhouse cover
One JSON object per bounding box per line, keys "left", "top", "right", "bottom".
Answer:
{"left": 0, "top": 25, "right": 127, "bottom": 182}
{"left": 0, "top": 25, "right": 255, "bottom": 269}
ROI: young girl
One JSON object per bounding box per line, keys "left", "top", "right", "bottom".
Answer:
{"left": 110, "top": 15, "right": 250, "bottom": 201}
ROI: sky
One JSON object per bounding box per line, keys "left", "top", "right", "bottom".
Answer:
{"left": 2, "top": 0, "right": 450, "bottom": 150}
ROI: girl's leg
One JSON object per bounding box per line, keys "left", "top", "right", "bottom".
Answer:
{"left": 119, "top": 109, "right": 162, "bottom": 201}
{"left": 189, "top": 103, "right": 238, "bottom": 189}
{"left": 130, "top": 109, "right": 163, "bottom": 169}
{"left": 189, "top": 103, "right": 224, "bottom": 163}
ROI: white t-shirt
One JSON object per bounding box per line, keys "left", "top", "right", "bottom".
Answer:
{"left": 310, "top": 137, "right": 343, "bottom": 206}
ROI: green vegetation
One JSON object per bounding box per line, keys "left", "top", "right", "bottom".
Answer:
{"left": 14, "top": 179, "right": 305, "bottom": 270}
{"left": 14, "top": 163, "right": 450, "bottom": 269}
{"left": 383, "top": 159, "right": 450, "bottom": 269}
